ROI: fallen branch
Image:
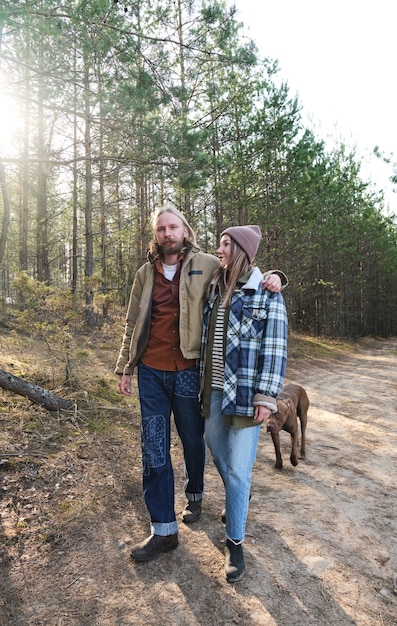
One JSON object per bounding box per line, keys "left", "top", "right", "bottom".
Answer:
{"left": 0, "top": 368, "right": 75, "bottom": 412}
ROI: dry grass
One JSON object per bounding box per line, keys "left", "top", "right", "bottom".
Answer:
{"left": 2, "top": 319, "right": 396, "bottom": 625}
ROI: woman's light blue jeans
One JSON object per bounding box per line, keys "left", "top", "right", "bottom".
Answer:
{"left": 137, "top": 362, "right": 205, "bottom": 537}
{"left": 205, "top": 388, "right": 261, "bottom": 542}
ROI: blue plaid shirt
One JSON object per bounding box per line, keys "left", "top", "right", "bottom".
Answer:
{"left": 200, "top": 267, "right": 288, "bottom": 417}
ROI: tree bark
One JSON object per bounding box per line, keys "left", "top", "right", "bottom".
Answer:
{"left": 0, "top": 161, "right": 10, "bottom": 266}
{"left": 0, "top": 369, "right": 75, "bottom": 412}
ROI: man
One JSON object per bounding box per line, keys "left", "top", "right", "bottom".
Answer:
{"left": 115, "top": 206, "right": 284, "bottom": 562}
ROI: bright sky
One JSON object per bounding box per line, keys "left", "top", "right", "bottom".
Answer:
{"left": 234, "top": 0, "right": 397, "bottom": 214}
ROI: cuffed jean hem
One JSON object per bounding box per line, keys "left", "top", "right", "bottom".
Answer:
{"left": 185, "top": 492, "right": 203, "bottom": 502}
{"left": 151, "top": 521, "right": 178, "bottom": 536}
{"left": 226, "top": 535, "right": 244, "bottom": 544}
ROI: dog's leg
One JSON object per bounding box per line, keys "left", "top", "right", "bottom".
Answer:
{"left": 299, "top": 414, "right": 307, "bottom": 459}
{"left": 271, "top": 432, "right": 283, "bottom": 470}
{"left": 289, "top": 429, "right": 299, "bottom": 466}
{"left": 297, "top": 392, "right": 309, "bottom": 459}
{"left": 282, "top": 410, "right": 299, "bottom": 467}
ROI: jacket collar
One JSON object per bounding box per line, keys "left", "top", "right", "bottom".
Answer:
{"left": 238, "top": 266, "right": 262, "bottom": 290}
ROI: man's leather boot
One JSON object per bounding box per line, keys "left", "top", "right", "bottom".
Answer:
{"left": 130, "top": 534, "right": 178, "bottom": 562}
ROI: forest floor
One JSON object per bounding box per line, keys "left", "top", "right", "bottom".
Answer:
{"left": 0, "top": 321, "right": 396, "bottom": 625}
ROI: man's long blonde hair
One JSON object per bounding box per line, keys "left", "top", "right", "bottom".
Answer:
{"left": 149, "top": 206, "right": 198, "bottom": 257}
{"left": 207, "top": 237, "right": 251, "bottom": 307}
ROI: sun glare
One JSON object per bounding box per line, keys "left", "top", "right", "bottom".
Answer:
{"left": 0, "top": 90, "right": 22, "bottom": 156}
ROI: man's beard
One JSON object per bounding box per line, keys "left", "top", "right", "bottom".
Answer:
{"left": 159, "top": 238, "right": 185, "bottom": 258}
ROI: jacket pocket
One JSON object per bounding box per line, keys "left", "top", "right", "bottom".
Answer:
{"left": 240, "top": 305, "right": 267, "bottom": 338}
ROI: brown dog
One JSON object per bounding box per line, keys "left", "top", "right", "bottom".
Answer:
{"left": 266, "top": 383, "right": 309, "bottom": 470}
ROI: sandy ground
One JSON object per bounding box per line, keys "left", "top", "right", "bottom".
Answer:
{"left": 1, "top": 337, "right": 396, "bottom": 625}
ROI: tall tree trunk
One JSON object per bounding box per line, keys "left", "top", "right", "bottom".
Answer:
{"left": 0, "top": 162, "right": 10, "bottom": 265}
{"left": 83, "top": 58, "right": 95, "bottom": 326}
{"left": 209, "top": 79, "right": 223, "bottom": 240}
{"left": 36, "top": 56, "right": 50, "bottom": 283}
{"left": 72, "top": 39, "right": 78, "bottom": 295}
{"left": 19, "top": 32, "right": 30, "bottom": 271}
{"left": 115, "top": 173, "right": 126, "bottom": 304}
{"left": 136, "top": 174, "right": 147, "bottom": 265}
{"left": 98, "top": 83, "right": 108, "bottom": 318}
{"left": 176, "top": 0, "right": 191, "bottom": 213}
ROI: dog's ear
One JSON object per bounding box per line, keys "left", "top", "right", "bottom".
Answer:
{"left": 276, "top": 399, "right": 288, "bottom": 416}
{"left": 286, "top": 399, "right": 291, "bottom": 409}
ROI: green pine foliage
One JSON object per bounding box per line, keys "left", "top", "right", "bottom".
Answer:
{"left": 0, "top": 0, "right": 396, "bottom": 338}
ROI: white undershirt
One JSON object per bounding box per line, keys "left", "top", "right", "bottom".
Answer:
{"left": 162, "top": 262, "right": 178, "bottom": 281}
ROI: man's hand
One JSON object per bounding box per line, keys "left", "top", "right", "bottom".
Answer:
{"left": 262, "top": 273, "right": 281, "bottom": 293}
{"left": 118, "top": 373, "right": 132, "bottom": 396}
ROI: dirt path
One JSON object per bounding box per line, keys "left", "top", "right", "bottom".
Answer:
{"left": 1, "top": 338, "right": 397, "bottom": 625}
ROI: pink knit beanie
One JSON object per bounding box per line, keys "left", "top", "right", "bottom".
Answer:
{"left": 221, "top": 225, "right": 262, "bottom": 263}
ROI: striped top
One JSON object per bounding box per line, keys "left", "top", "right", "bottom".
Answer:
{"left": 211, "top": 303, "right": 226, "bottom": 389}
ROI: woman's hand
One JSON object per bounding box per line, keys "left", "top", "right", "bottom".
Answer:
{"left": 253, "top": 405, "right": 272, "bottom": 424}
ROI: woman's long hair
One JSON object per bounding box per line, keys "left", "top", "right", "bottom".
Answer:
{"left": 149, "top": 205, "right": 197, "bottom": 257}
{"left": 207, "top": 237, "right": 251, "bottom": 307}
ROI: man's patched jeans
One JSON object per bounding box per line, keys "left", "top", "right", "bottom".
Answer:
{"left": 137, "top": 362, "right": 205, "bottom": 536}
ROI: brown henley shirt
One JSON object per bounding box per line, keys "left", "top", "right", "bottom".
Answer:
{"left": 140, "top": 259, "right": 196, "bottom": 371}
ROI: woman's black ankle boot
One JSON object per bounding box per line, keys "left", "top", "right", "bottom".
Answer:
{"left": 224, "top": 539, "right": 245, "bottom": 583}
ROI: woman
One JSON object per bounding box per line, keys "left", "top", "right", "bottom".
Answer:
{"left": 200, "top": 225, "right": 288, "bottom": 583}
